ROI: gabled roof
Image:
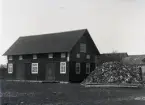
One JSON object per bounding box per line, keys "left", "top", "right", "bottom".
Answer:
{"left": 122, "top": 55, "right": 145, "bottom": 65}
{"left": 3, "top": 29, "right": 89, "bottom": 55}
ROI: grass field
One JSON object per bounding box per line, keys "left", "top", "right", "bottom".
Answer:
{"left": 1, "top": 80, "right": 145, "bottom": 105}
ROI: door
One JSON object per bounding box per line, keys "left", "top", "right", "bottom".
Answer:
{"left": 45, "top": 62, "right": 56, "bottom": 81}
{"left": 16, "top": 63, "right": 25, "bottom": 80}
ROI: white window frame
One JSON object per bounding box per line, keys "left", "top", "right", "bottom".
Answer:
{"left": 19, "top": 55, "right": 23, "bottom": 60}
{"left": 86, "top": 55, "right": 90, "bottom": 59}
{"left": 8, "top": 63, "right": 13, "bottom": 74}
{"left": 86, "top": 63, "right": 90, "bottom": 74}
{"left": 61, "top": 53, "right": 66, "bottom": 58}
{"left": 60, "top": 62, "right": 66, "bottom": 74}
{"left": 76, "top": 53, "right": 80, "bottom": 58}
{"left": 76, "top": 63, "right": 81, "bottom": 74}
{"left": 31, "top": 63, "right": 38, "bottom": 74}
{"left": 80, "top": 43, "right": 86, "bottom": 53}
{"left": 48, "top": 53, "right": 53, "bottom": 58}
{"left": 33, "top": 54, "right": 37, "bottom": 59}
{"left": 8, "top": 56, "right": 13, "bottom": 60}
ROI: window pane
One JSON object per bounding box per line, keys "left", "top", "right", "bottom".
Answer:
{"left": 9, "top": 56, "right": 13, "bottom": 60}
{"left": 61, "top": 53, "right": 66, "bottom": 58}
{"left": 32, "top": 63, "right": 38, "bottom": 66}
{"left": 86, "top": 55, "right": 90, "bottom": 59}
{"left": 76, "top": 54, "right": 80, "bottom": 58}
{"left": 48, "top": 54, "right": 53, "bottom": 58}
{"left": 8, "top": 63, "right": 13, "bottom": 74}
{"left": 32, "top": 67, "right": 37, "bottom": 72}
{"left": 31, "top": 63, "right": 38, "bottom": 74}
{"left": 19, "top": 55, "right": 23, "bottom": 60}
{"left": 60, "top": 62, "right": 66, "bottom": 74}
{"left": 33, "top": 55, "right": 37, "bottom": 59}
{"left": 60, "top": 66, "right": 63, "bottom": 72}
{"left": 80, "top": 43, "right": 86, "bottom": 53}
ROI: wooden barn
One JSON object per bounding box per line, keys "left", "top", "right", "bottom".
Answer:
{"left": 97, "top": 53, "right": 128, "bottom": 65}
{"left": 3, "top": 29, "right": 100, "bottom": 82}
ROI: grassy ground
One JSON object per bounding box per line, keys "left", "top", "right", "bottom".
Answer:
{"left": 1, "top": 80, "right": 145, "bottom": 105}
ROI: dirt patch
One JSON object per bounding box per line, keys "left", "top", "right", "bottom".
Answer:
{"left": 1, "top": 81, "right": 145, "bottom": 105}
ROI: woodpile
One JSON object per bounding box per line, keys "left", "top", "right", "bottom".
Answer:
{"left": 82, "top": 62, "right": 143, "bottom": 84}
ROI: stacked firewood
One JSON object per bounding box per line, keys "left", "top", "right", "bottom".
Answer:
{"left": 83, "top": 62, "right": 142, "bottom": 84}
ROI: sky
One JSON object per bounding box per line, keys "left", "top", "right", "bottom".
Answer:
{"left": 0, "top": 0, "right": 145, "bottom": 64}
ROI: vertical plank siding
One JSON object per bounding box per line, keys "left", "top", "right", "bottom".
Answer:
{"left": 6, "top": 53, "right": 70, "bottom": 81}
{"left": 69, "top": 32, "right": 100, "bottom": 82}
{"left": 69, "top": 62, "right": 95, "bottom": 82}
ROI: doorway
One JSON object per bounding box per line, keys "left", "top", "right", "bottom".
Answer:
{"left": 16, "top": 63, "right": 25, "bottom": 80}
{"left": 45, "top": 62, "right": 56, "bottom": 81}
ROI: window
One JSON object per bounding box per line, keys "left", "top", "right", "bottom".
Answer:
{"left": 31, "top": 63, "right": 38, "bottom": 74}
{"left": 80, "top": 43, "right": 86, "bottom": 53}
{"left": 86, "top": 55, "right": 90, "bottom": 59}
{"left": 61, "top": 53, "right": 66, "bottom": 58}
{"left": 76, "top": 63, "right": 80, "bottom": 74}
{"left": 86, "top": 63, "right": 90, "bottom": 74}
{"left": 33, "top": 55, "right": 37, "bottom": 59}
{"left": 48, "top": 53, "right": 53, "bottom": 58}
{"left": 76, "top": 54, "right": 80, "bottom": 58}
{"left": 60, "top": 62, "right": 66, "bottom": 74}
{"left": 8, "top": 63, "right": 13, "bottom": 74}
{"left": 8, "top": 56, "right": 13, "bottom": 60}
{"left": 19, "top": 55, "right": 23, "bottom": 60}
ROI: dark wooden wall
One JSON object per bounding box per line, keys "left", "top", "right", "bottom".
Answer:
{"left": 69, "top": 62, "right": 95, "bottom": 82}
{"left": 69, "top": 31, "right": 100, "bottom": 82}
{"left": 7, "top": 53, "right": 69, "bottom": 81}
{"left": 70, "top": 31, "right": 100, "bottom": 63}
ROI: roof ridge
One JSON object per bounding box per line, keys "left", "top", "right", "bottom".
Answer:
{"left": 21, "top": 29, "right": 87, "bottom": 38}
